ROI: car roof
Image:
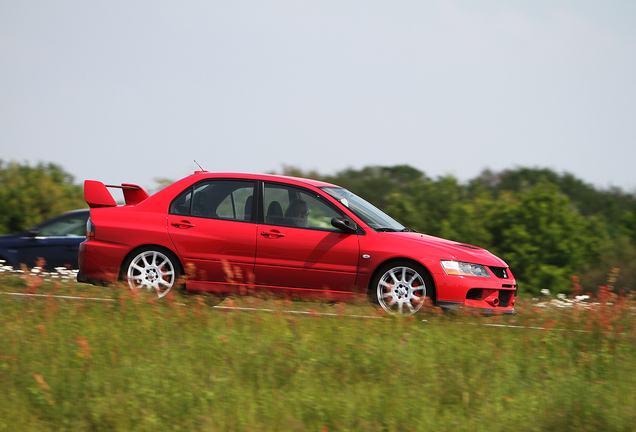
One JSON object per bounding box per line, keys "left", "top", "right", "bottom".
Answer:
{"left": 188, "top": 172, "right": 339, "bottom": 189}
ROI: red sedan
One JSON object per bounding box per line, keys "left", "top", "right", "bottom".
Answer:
{"left": 78, "top": 171, "right": 517, "bottom": 316}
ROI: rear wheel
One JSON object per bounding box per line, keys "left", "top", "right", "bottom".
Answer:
{"left": 124, "top": 248, "right": 181, "bottom": 298}
{"left": 371, "top": 261, "right": 433, "bottom": 317}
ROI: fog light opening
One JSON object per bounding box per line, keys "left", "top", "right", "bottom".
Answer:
{"left": 484, "top": 293, "right": 500, "bottom": 307}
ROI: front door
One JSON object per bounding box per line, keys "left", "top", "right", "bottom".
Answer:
{"left": 254, "top": 183, "right": 360, "bottom": 293}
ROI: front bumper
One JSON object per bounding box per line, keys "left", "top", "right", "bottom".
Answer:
{"left": 433, "top": 269, "right": 518, "bottom": 314}
{"left": 437, "top": 300, "right": 517, "bottom": 315}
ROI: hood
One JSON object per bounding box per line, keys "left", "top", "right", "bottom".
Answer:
{"left": 385, "top": 231, "right": 509, "bottom": 267}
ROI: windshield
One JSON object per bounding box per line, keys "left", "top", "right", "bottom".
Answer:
{"left": 321, "top": 187, "right": 405, "bottom": 232}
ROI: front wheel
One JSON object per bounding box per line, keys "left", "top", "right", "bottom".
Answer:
{"left": 371, "top": 262, "right": 433, "bottom": 317}
{"left": 124, "top": 249, "right": 181, "bottom": 298}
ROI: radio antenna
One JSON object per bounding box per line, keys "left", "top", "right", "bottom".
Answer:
{"left": 194, "top": 160, "right": 204, "bottom": 171}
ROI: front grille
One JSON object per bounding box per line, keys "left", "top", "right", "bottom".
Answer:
{"left": 466, "top": 288, "right": 515, "bottom": 308}
{"left": 488, "top": 266, "right": 509, "bottom": 279}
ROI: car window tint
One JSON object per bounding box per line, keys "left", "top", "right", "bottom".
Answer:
{"left": 170, "top": 180, "right": 255, "bottom": 221}
{"left": 170, "top": 189, "right": 192, "bottom": 215}
{"left": 322, "top": 187, "right": 404, "bottom": 232}
{"left": 215, "top": 186, "right": 253, "bottom": 219}
{"left": 263, "top": 183, "right": 345, "bottom": 230}
{"left": 37, "top": 213, "right": 88, "bottom": 237}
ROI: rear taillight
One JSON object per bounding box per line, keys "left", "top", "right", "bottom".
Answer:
{"left": 86, "top": 218, "right": 95, "bottom": 238}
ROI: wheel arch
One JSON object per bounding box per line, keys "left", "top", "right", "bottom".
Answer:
{"left": 118, "top": 244, "right": 185, "bottom": 281}
{"left": 367, "top": 257, "right": 436, "bottom": 301}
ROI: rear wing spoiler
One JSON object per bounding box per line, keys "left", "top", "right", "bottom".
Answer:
{"left": 84, "top": 180, "right": 150, "bottom": 208}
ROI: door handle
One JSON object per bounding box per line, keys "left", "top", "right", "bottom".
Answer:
{"left": 261, "top": 230, "right": 285, "bottom": 238}
{"left": 171, "top": 220, "right": 195, "bottom": 229}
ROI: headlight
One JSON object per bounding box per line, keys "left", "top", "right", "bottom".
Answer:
{"left": 440, "top": 260, "right": 491, "bottom": 277}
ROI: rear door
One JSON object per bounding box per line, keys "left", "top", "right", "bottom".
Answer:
{"left": 254, "top": 182, "right": 360, "bottom": 292}
{"left": 167, "top": 180, "right": 257, "bottom": 292}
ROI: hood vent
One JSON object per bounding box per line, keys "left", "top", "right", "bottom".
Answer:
{"left": 454, "top": 243, "right": 480, "bottom": 250}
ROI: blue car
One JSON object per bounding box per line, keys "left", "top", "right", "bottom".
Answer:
{"left": 0, "top": 209, "right": 89, "bottom": 270}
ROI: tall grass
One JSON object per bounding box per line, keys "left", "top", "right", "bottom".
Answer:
{"left": 1, "top": 271, "right": 635, "bottom": 431}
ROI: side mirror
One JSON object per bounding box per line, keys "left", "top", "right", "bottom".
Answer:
{"left": 25, "top": 227, "right": 39, "bottom": 237}
{"left": 331, "top": 217, "right": 357, "bottom": 234}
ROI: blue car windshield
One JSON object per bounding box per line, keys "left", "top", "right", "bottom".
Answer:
{"left": 321, "top": 187, "right": 405, "bottom": 232}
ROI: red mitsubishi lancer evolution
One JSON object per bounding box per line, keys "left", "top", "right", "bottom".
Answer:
{"left": 78, "top": 171, "right": 517, "bottom": 316}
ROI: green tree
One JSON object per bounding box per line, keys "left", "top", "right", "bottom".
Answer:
{"left": 470, "top": 167, "right": 636, "bottom": 237}
{"left": 0, "top": 161, "right": 86, "bottom": 235}
{"left": 323, "top": 165, "right": 429, "bottom": 211}
{"left": 579, "top": 235, "right": 636, "bottom": 294}
{"left": 487, "top": 184, "right": 608, "bottom": 295}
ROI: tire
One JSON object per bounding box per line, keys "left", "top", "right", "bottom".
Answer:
{"left": 370, "top": 261, "right": 433, "bottom": 317}
{"left": 123, "top": 248, "right": 181, "bottom": 298}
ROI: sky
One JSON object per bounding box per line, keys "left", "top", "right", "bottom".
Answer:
{"left": 2, "top": 1, "right": 636, "bottom": 192}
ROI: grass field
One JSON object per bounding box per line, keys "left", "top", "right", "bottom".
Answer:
{"left": 1, "top": 268, "right": 635, "bottom": 431}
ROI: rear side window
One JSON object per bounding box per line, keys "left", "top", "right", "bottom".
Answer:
{"left": 169, "top": 180, "right": 255, "bottom": 221}
{"left": 170, "top": 190, "right": 192, "bottom": 216}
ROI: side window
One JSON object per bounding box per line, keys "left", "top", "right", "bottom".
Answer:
{"left": 263, "top": 186, "right": 290, "bottom": 225}
{"left": 169, "top": 180, "right": 255, "bottom": 221}
{"left": 215, "top": 186, "right": 254, "bottom": 219}
{"left": 170, "top": 189, "right": 192, "bottom": 216}
{"left": 263, "top": 183, "right": 345, "bottom": 230}
{"left": 37, "top": 212, "right": 89, "bottom": 237}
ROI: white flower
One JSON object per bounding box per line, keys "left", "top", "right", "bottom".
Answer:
{"left": 541, "top": 289, "right": 550, "bottom": 296}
